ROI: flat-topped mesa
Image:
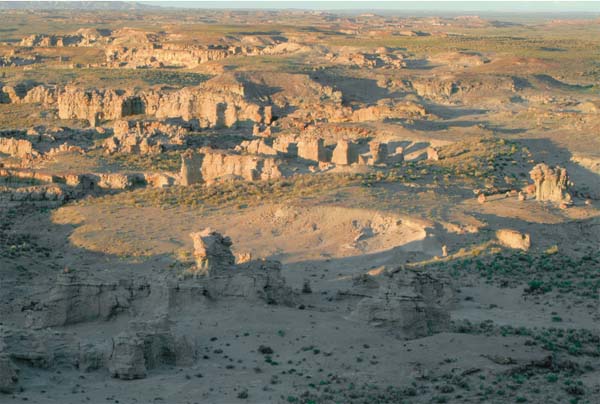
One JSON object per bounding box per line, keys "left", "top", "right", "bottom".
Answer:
{"left": 529, "top": 163, "right": 571, "bottom": 204}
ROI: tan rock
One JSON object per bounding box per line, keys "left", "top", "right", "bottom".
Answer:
{"left": 190, "top": 228, "right": 235, "bottom": 276}
{"left": 496, "top": 229, "right": 531, "bottom": 251}
{"left": 426, "top": 147, "right": 439, "bottom": 161}
{"left": 331, "top": 140, "right": 356, "bottom": 165}
{"left": 369, "top": 140, "right": 388, "bottom": 164}
{"left": 529, "top": 163, "right": 571, "bottom": 204}
{"left": 297, "top": 138, "right": 326, "bottom": 162}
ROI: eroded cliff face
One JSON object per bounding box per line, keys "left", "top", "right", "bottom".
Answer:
{"left": 55, "top": 85, "right": 263, "bottom": 128}
{"left": 180, "top": 147, "right": 283, "bottom": 185}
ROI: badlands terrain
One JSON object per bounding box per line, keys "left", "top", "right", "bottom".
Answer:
{"left": 0, "top": 3, "right": 600, "bottom": 404}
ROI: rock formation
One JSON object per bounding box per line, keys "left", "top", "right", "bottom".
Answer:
{"left": 236, "top": 138, "right": 278, "bottom": 156}
{"left": 369, "top": 140, "right": 388, "bottom": 164}
{"left": 426, "top": 146, "right": 439, "bottom": 161}
{"left": 180, "top": 148, "right": 283, "bottom": 185}
{"left": 529, "top": 163, "right": 571, "bottom": 204}
{"left": 24, "top": 271, "right": 145, "bottom": 329}
{"left": 331, "top": 140, "right": 356, "bottom": 165}
{"left": 0, "top": 355, "right": 18, "bottom": 394}
{"left": 180, "top": 150, "right": 204, "bottom": 186}
{"left": 105, "top": 119, "right": 190, "bottom": 154}
{"left": 108, "top": 318, "right": 195, "bottom": 380}
{"left": 496, "top": 229, "right": 531, "bottom": 251}
{"left": 190, "top": 228, "right": 236, "bottom": 276}
{"left": 188, "top": 229, "right": 296, "bottom": 305}
{"left": 297, "top": 138, "right": 327, "bottom": 162}
{"left": 352, "top": 268, "right": 454, "bottom": 339}
{"left": 0, "top": 137, "right": 39, "bottom": 159}
{"left": 108, "top": 333, "right": 147, "bottom": 380}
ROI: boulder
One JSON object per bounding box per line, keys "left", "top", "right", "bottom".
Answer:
{"left": 496, "top": 229, "right": 531, "bottom": 251}
{"left": 426, "top": 147, "right": 439, "bottom": 161}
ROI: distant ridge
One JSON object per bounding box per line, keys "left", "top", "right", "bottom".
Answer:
{"left": 0, "top": 1, "right": 158, "bottom": 10}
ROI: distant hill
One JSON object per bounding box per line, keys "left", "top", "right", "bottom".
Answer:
{"left": 0, "top": 1, "right": 158, "bottom": 10}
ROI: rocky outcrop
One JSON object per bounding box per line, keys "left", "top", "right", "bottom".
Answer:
{"left": 347, "top": 100, "right": 426, "bottom": 122}
{"left": 331, "top": 140, "right": 356, "bottom": 165}
{"left": 369, "top": 140, "right": 388, "bottom": 164}
{"left": 105, "top": 38, "right": 303, "bottom": 69}
{"left": 351, "top": 268, "right": 454, "bottom": 339}
{"left": 0, "top": 355, "right": 18, "bottom": 394}
{"left": 24, "top": 271, "right": 147, "bottom": 329}
{"left": 426, "top": 147, "right": 439, "bottom": 161}
{"left": 1, "top": 84, "right": 56, "bottom": 105}
{"left": 58, "top": 86, "right": 143, "bottom": 127}
{"left": 297, "top": 138, "right": 327, "bottom": 162}
{"left": 108, "top": 333, "right": 147, "bottom": 380}
{"left": 188, "top": 229, "right": 296, "bottom": 305}
{"left": 325, "top": 48, "right": 405, "bottom": 69}
{"left": 180, "top": 148, "right": 283, "bottom": 185}
{"left": 180, "top": 150, "right": 204, "bottom": 186}
{"left": 0, "top": 184, "right": 66, "bottom": 203}
{"left": 496, "top": 229, "right": 531, "bottom": 251}
{"left": 20, "top": 33, "right": 100, "bottom": 47}
{"left": 208, "top": 259, "right": 295, "bottom": 305}
{"left": 56, "top": 84, "right": 264, "bottom": 128}
{"left": 0, "top": 55, "right": 39, "bottom": 68}
{"left": 0, "top": 326, "right": 79, "bottom": 369}
{"left": 190, "top": 228, "right": 236, "bottom": 276}
{"left": 109, "top": 318, "right": 196, "bottom": 380}
{"left": 0, "top": 137, "right": 39, "bottom": 159}
{"left": 529, "top": 163, "right": 571, "bottom": 204}
{"left": 235, "top": 138, "right": 278, "bottom": 156}
{"left": 104, "top": 119, "right": 190, "bottom": 155}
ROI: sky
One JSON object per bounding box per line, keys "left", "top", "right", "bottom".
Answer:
{"left": 144, "top": 1, "right": 600, "bottom": 14}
